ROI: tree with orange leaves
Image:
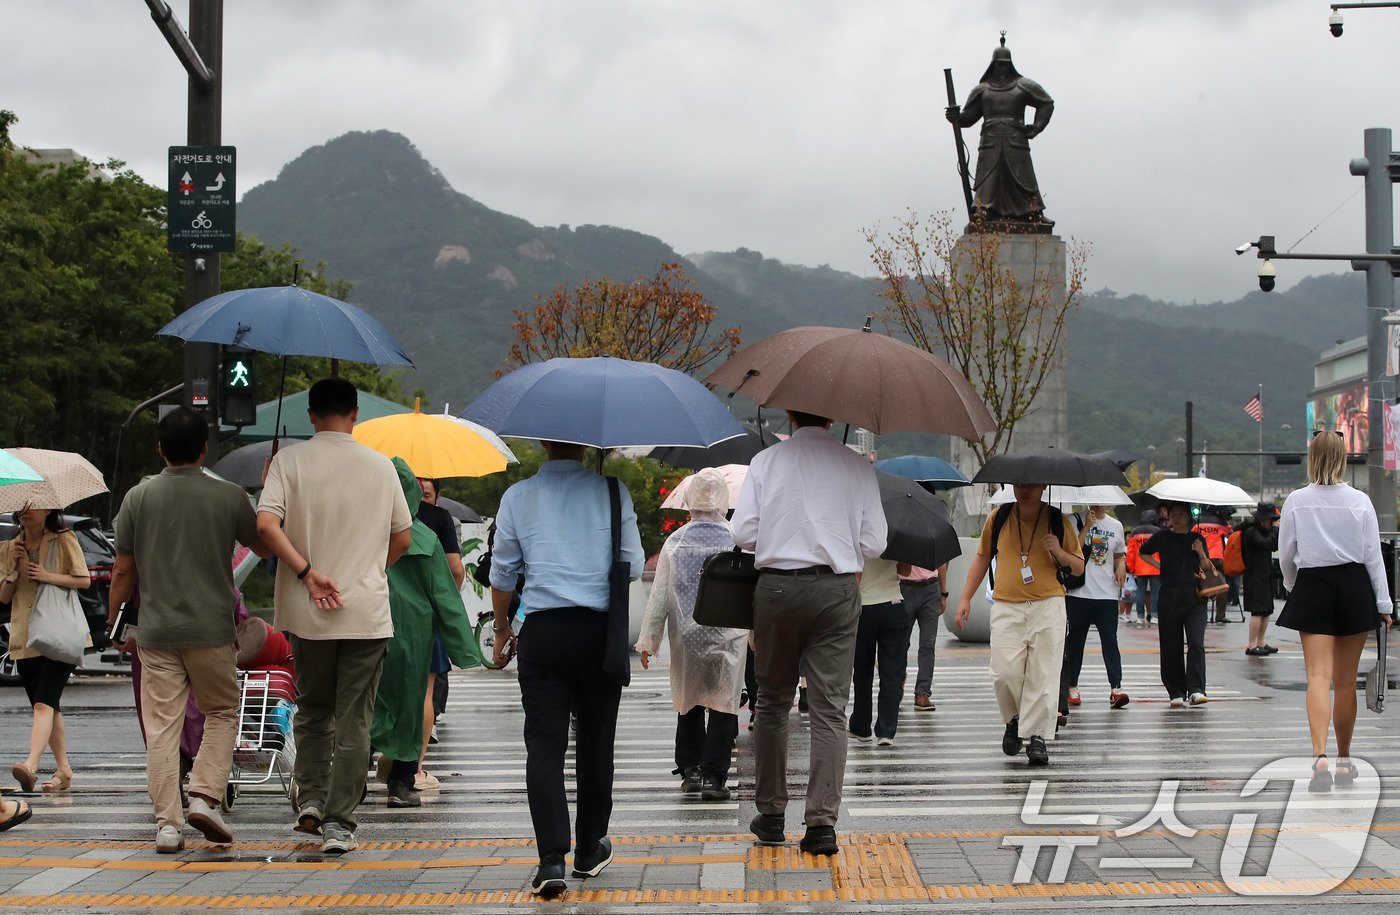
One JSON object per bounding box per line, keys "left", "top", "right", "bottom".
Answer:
{"left": 507, "top": 262, "right": 741, "bottom": 374}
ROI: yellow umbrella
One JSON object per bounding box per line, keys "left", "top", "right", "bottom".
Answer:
{"left": 353, "top": 398, "right": 508, "bottom": 479}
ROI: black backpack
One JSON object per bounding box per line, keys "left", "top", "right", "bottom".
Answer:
{"left": 987, "top": 504, "right": 1085, "bottom": 592}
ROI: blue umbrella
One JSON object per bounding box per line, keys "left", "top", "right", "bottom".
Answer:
{"left": 874, "top": 454, "right": 971, "bottom": 490}
{"left": 156, "top": 285, "right": 413, "bottom": 367}
{"left": 460, "top": 357, "right": 746, "bottom": 450}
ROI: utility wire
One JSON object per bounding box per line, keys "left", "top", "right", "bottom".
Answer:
{"left": 1285, "top": 186, "right": 1363, "bottom": 253}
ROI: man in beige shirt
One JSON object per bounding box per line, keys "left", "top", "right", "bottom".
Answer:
{"left": 955, "top": 484, "right": 1083, "bottom": 766}
{"left": 257, "top": 379, "right": 413, "bottom": 854}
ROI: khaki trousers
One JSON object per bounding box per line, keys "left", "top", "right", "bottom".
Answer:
{"left": 988, "top": 597, "right": 1066, "bottom": 741}
{"left": 751, "top": 570, "right": 861, "bottom": 828}
{"left": 138, "top": 643, "right": 239, "bottom": 830}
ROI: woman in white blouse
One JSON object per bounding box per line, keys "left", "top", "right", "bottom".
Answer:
{"left": 1277, "top": 431, "right": 1393, "bottom": 792}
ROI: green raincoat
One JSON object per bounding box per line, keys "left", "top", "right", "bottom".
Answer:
{"left": 370, "top": 459, "right": 484, "bottom": 761}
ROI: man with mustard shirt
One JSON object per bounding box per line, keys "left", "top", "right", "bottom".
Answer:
{"left": 955, "top": 484, "right": 1084, "bottom": 766}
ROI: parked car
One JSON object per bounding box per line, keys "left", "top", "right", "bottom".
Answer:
{"left": 0, "top": 514, "right": 115, "bottom": 684}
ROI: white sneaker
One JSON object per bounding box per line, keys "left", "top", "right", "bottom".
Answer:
{"left": 1189, "top": 692, "right": 1209, "bottom": 706}
{"left": 415, "top": 770, "right": 440, "bottom": 791}
{"left": 848, "top": 731, "right": 873, "bottom": 743}
{"left": 187, "top": 796, "right": 233, "bottom": 843}
{"left": 877, "top": 737, "right": 895, "bottom": 747}
{"left": 155, "top": 824, "right": 184, "bottom": 854}
{"left": 1169, "top": 697, "right": 1186, "bottom": 708}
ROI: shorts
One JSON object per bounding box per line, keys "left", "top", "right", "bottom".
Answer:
{"left": 17, "top": 656, "right": 76, "bottom": 710}
{"left": 429, "top": 634, "right": 451, "bottom": 674}
{"left": 1277, "top": 563, "right": 1378, "bottom": 636}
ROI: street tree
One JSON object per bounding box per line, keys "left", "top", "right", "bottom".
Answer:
{"left": 506, "top": 261, "right": 741, "bottom": 373}
{"left": 866, "top": 209, "right": 1089, "bottom": 464}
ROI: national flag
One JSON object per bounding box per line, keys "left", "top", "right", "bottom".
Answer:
{"left": 1243, "top": 393, "right": 1263, "bottom": 423}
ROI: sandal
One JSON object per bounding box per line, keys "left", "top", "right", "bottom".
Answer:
{"left": 41, "top": 770, "right": 72, "bottom": 792}
{"left": 1333, "top": 759, "right": 1357, "bottom": 789}
{"left": 0, "top": 799, "right": 31, "bottom": 831}
{"left": 1308, "top": 754, "right": 1332, "bottom": 793}
{"left": 10, "top": 764, "right": 35, "bottom": 794}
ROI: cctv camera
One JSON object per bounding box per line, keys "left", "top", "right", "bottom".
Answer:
{"left": 1329, "top": 10, "right": 1343, "bottom": 36}
{"left": 1235, "top": 242, "right": 1254, "bottom": 255}
{"left": 1258, "top": 258, "right": 1277, "bottom": 293}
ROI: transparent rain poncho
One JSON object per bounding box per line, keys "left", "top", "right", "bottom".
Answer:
{"left": 636, "top": 468, "right": 747, "bottom": 714}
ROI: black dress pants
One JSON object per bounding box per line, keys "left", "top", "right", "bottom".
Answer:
{"left": 849, "top": 601, "right": 913, "bottom": 739}
{"left": 1157, "top": 585, "right": 1207, "bottom": 699}
{"left": 517, "top": 607, "right": 622, "bottom": 862}
{"left": 675, "top": 706, "right": 738, "bottom": 782}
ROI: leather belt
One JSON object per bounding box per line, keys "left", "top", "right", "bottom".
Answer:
{"left": 762, "top": 565, "right": 839, "bottom": 576}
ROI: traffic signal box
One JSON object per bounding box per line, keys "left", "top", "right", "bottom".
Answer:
{"left": 222, "top": 348, "right": 257, "bottom": 427}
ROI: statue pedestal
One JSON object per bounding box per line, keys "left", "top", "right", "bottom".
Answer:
{"left": 948, "top": 232, "right": 1070, "bottom": 534}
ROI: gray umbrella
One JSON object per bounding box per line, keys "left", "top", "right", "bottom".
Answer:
{"left": 216, "top": 440, "right": 303, "bottom": 489}
{"left": 973, "top": 447, "right": 1129, "bottom": 487}
{"left": 436, "top": 496, "right": 482, "bottom": 523}
{"left": 875, "top": 470, "right": 962, "bottom": 569}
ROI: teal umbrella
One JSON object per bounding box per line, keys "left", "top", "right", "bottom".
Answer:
{"left": 0, "top": 451, "right": 42, "bottom": 487}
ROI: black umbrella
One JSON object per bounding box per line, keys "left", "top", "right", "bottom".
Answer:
{"left": 436, "top": 496, "right": 482, "bottom": 524}
{"left": 216, "top": 439, "right": 304, "bottom": 489}
{"left": 1090, "top": 449, "right": 1140, "bottom": 472}
{"left": 649, "top": 422, "right": 772, "bottom": 470}
{"left": 875, "top": 470, "right": 962, "bottom": 569}
{"left": 973, "top": 447, "right": 1129, "bottom": 487}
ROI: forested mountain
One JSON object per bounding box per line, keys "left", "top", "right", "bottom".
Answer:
{"left": 240, "top": 129, "right": 1361, "bottom": 478}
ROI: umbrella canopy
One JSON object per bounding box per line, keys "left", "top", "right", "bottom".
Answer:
{"left": 460, "top": 356, "right": 746, "bottom": 450}
{"left": 973, "top": 447, "right": 1129, "bottom": 487}
{"left": 1091, "top": 449, "right": 1140, "bottom": 472}
{"left": 0, "top": 448, "right": 108, "bottom": 512}
{"left": 0, "top": 452, "right": 43, "bottom": 487}
{"left": 875, "top": 470, "right": 962, "bottom": 569}
{"left": 435, "top": 496, "right": 482, "bottom": 524}
{"left": 216, "top": 439, "right": 305, "bottom": 489}
{"left": 988, "top": 484, "right": 1134, "bottom": 507}
{"left": 649, "top": 422, "right": 771, "bottom": 470}
{"left": 353, "top": 399, "right": 509, "bottom": 479}
{"left": 703, "top": 323, "right": 995, "bottom": 439}
{"left": 1145, "top": 476, "right": 1255, "bottom": 506}
{"left": 661, "top": 464, "right": 748, "bottom": 511}
{"left": 433, "top": 412, "right": 518, "bottom": 463}
{"left": 234, "top": 389, "right": 411, "bottom": 442}
{"left": 156, "top": 285, "right": 413, "bottom": 366}
{"left": 873, "top": 454, "right": 971, "bottom": 490}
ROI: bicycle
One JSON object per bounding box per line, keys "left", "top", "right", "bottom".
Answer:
{"left": 473, "top": 610, "right": 516, "bottom": 669}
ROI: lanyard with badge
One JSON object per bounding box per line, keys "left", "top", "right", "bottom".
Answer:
{"left": 1016, "top": 504, "right": 1042, "bottom": 585}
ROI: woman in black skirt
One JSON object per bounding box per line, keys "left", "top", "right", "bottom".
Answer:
{"left": 1278, "top": 431, "right": 1394, "bottom": 792}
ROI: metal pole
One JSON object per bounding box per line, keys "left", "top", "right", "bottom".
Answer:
{"left": 182, "top": 0, "right": 223, "bottom": 469}
{"left": 1185, "top": 401, "right": 1194, "bottom": 477}
{"left": 1258, "top": 384, "right": 1265, "bottom": 502}
{"left": 1355, "top": 128, "right": 1397, "bottom": 531}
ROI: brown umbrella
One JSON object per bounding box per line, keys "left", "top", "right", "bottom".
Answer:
{"left": 0, "top": 448, "right": 108, "bottom": 512}
{"left": 703, "top": 322, "right": 995, "bottom": 438}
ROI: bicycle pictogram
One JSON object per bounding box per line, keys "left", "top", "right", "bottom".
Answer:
{"left": 191, "top": 211, "right": 213, "bottom": 229}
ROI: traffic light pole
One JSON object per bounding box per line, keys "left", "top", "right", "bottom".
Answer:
{"left": 1355, "top": 127, "right": 1399, "bottom": 533}
{"left": 149, "top": 0, "right": 224, "bottom": 469}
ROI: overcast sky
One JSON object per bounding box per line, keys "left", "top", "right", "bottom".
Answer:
{"left": 6, "top": 0, "right": 1398, "bottom": 303}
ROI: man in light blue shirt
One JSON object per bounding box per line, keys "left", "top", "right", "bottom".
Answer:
{"left": 488, "top": 441, "right": 643, "bottom": 897}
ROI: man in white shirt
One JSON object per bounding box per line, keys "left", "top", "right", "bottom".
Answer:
{"left": 731, "top": 411, "right": 887, "bottom": 855}
{"left": 1059, "top": 505, "right": 1129, "bottom": 717}
{"left": 257, "top": 379, "right": 414, "bottom": 854}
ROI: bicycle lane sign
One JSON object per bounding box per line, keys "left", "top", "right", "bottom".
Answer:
{"left": 168, "top": 145, "right": 236, "bottom": 253}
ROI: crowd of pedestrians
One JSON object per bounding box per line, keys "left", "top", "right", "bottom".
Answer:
{"left": 3, "top": 380, "right": 1392, "bottom": 894}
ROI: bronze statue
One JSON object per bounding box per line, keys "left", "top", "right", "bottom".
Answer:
{"left": 946, "top": 35, "right": 1054, "bottom": 231}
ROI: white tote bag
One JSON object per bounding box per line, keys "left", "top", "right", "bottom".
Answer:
{"left": 25, "top": 541, "right": 87, "bottom": 666}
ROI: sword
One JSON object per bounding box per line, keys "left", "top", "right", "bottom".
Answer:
{"left": 944, "top": 68, "right": 975, "bottom": 221}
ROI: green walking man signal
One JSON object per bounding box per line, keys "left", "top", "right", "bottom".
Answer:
{"left": 221, "top": 349, "right": 257, "bottom": 427}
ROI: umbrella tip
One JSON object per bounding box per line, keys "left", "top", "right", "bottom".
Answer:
{"left": 413, "top": 396, "right": 422, "bottom": 414}
{"left": 862, "top": 315, "right": 873, "bottom": 332}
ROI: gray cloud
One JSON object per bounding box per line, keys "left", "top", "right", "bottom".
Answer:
{"left": 4, "top": 0, "right": 1394, "bottom": 303}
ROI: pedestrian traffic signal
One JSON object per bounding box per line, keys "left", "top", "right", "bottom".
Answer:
{"left": 221, "top": 349, "right": 257, "bottom": 426}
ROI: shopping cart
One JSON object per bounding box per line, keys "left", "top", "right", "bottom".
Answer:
{"left": 226, "top": 668, "right": 297, "bottom": 808}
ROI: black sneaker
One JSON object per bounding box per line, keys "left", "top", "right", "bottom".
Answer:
{"left": 680, "top": 766, "right": 703, "bottom": 794}
{"left": 797, "top": 686, "right": 809, "bottom": 713}
{"left": 532, "top": 856, "right": 567, "bottom": 897}
{"left": 1002, "top": 716, "right": 1023, "bottom": 756}
{"left": 699, "top": 775, "right": 731, "bottom": 801}
{"left": 386, "top": 780, "right": 421, "bottom": 808}
{"left": 799, "top": 825, "right": 839, "bottom": 856}
{"left": 749, "top": 813, "right": 785, "bottom": 845}
{"left": 1027, "top": 736, "right": 1049, "bottom": 766}
{"left": 572, "top": 837, "right": 612, "bottom": 878}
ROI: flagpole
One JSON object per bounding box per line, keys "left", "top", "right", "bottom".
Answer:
{"left": 1258, "top": 383, "right": 1265, "bottom": 503}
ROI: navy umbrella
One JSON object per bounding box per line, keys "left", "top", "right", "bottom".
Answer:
{"left": 875, "top": 470, "right": 962, "bottom": 569}
{"left": 649, "top": 420, "right": 772, "bottom": 470}
{"left": 873, "top": 454, "right": 971, "bottom": 491}
{"left": 156, "top": 285, "right": 413, "bottom": 366}
{"left": 460, "top": 357, "right": 745, "bottom": 451}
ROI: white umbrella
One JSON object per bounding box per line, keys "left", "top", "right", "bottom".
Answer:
{"left": 437, "top": 410, "right": 517, "bottom": 463}
{"left": 1145, "top": 477, "right": 1255, "bottom": 506}
{"left": 662, "top": 464, "right": 748, "bottom": 511}
{"left": 987, "top": 484, "right": 1133, "bottom": 507}
{"left": 0, "top": 448, "right": 108, "bottom": 512}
